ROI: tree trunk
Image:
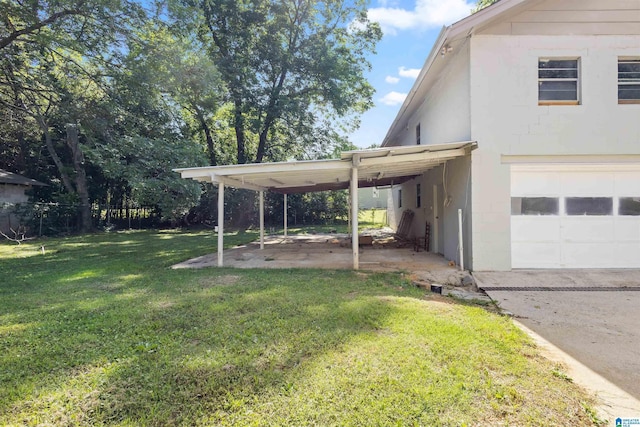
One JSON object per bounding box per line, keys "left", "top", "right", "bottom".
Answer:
{"left": 195, "top": 108, "right": 217, "bottom": 166}
{"left": 37, "top": 116, "right": 75, "bottom": 194}
{"left": 66, "top": 124, "right": 92, "bottom": 233}
{"left": 233, "top": 98, "right": 246, "bottom": 164}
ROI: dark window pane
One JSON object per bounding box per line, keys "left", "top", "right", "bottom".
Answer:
{"left": 619, "top": 84, "right": 640, "bottom": 100}
{"left": 539, "top": 59, "right": 577, "bottom": 69}
{"left": 619, "top": 198, "right": 640, "bottom": 216}
{"left": 539, "top": 81, "right": 577, "bottom": 101}
{"left": 539, "top": 69, "right": 578, "bottom": 79}
{"left": 619, "top": 61, "right": 640, "bottom": 73}
{"left": 619, "top": 71, "right": 640, "bottom": 80}
{"left": 511, "top": 197, "right": 559, "bottom": 215}
{"left": 566, "top": 197, "right": 613, "bottom": 216}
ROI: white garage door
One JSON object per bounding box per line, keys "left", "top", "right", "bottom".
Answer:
{"left": 511, "top": 164, "right": 640, "bottom": 268}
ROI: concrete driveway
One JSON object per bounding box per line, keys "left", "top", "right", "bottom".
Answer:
{"left": 475, "top": 270, "right": 640, "bottom": 401}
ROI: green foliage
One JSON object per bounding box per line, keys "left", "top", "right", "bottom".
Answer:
{"left": 0, "top": 231, "right": 600, "bottom": 425}
{"left": 474, "top": 0, "right": 501, "bottom": 12}
{"left": 169, "top": 0, "right": 382, "bottom": 164}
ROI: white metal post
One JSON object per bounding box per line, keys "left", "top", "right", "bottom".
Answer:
{"left": 351, "top": 161, "right": 359, "bottom": 270}
{"left": 284, "top": 193, "right": 288, "bottom": 237}
{"left": 217, "top": 182, "right": 224, "bottom": 267}
{"left": 259, "top": 190, "right": 265, "bottom": 249}
{"left": 458, "top": 208, "right": 464, "bottom": 271}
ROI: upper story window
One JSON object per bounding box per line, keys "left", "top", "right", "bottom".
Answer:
{"left": 618, "top": 58, "right": 640, "bottom": 104}
{"left": 416, "top": 183, "right": 421, "bottom": 208}
{"left": 415, "top": 123, "right": 421, "bottom": 145}
{"left": 538, "top": 58, "right": 580, "bottom": 105}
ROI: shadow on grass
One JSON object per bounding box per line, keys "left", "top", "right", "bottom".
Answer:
{"left": 0, "top": 232, "right": 420, "bottom": 423}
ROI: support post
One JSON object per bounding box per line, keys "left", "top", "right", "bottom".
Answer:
{"left": 217, "top": 182, "right": 224, "bottom": 267}
{"left": 259, "top": 190, "right": 265, "bottom": 249}
{"left": 458, "top": 208, "right": 464, "bottom": 271}
{"left": 351, "top": 159, "right": 359, "bottom": 270}
{"left": 284, "top": 193, "right": 288, "bottom": 238}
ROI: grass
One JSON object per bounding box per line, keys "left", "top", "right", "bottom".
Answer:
{"left": 267, "top": 208, "right": 389, "bottom": 235}
{"left": 0, "top": 229, "right": 600, "bottom": 426}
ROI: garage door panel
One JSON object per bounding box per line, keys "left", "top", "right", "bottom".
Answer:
{"left": 511, "top": 217, "right": 561, "bottom": 242}
{"left": 614, "top": 219, "right": 640, "bottom": 241}
{"left": 561, "top": 218, "right": 615, "bottom": 242}
{"left": 512, "top": 243, "right": 561, "bottom": 268}
{"left": 511, "top": 164, "right": 640, "bottom": 269}
{"left": 561, "top": 242, "right": 617, "bottom": 268}
{"left": 614, "top": 243, "right": 640, "bottom": 267}
{"left": 561, "top": 172, "right": 615, "bottom": 196}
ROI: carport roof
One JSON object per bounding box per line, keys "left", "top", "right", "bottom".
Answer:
{"left": 174, "top": 141, "right": 476, "bottom": 194}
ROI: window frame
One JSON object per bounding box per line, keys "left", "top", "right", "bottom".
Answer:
{"left": 398, "top": 188, "right": 402, "bottom": 208}
{"left": 416, "top": 183, "right": 421, "bottom": 208}
{"left": 538, "top": 57, "right": 580, "bottom": 106}
{"left": 618, "top": 57, "right": 640, "bottom": 105}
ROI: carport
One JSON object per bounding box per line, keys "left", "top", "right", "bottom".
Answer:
{"left": 174, "top": 141, "right": 476, "bottom": 269}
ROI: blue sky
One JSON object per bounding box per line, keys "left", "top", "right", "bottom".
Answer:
{"left": 350, "top": 0, "right": 477, "bottom": 148}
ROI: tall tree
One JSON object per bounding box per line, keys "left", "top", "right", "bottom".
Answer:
{"left": 0, "top": 0, "right": 144, "bottom": 231}
{"left": 171, "top": 0, "right": 381, "bottom": 164}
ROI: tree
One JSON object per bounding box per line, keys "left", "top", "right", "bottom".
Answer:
{"left": 474, "top": 0, "right": 500, "bottom": 12}
{"left": 170, "top": 0, "right": 381, "bottom": 164}
{"left": 0, "top": 0, "right": 145, "bottom": 232}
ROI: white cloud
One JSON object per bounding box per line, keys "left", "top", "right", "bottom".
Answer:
{"left": 385, "top": 75, "right": 400, "bottom": 84}
{"left": 368, "top": 0, "right": 474, "bottom": 35}
{"left": 398, "top": 66, "right": 420, "bottom": 79}
{"left": 379, "top": 91, "right": 407, "bottom": 106}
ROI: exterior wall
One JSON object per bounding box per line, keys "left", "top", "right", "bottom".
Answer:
{"left": 358, "top": 187, "right": 388, "bottom": 210}
{"left": 388, "top": 40, "right": 474, "bottom": 267}
{"left": 0, "top": 184, "right": 30, "bottom": 233}
{"left": 470, "top": 34, "right": 640, "bottom": 270}
{"left": 388, "top": 155, "right": 472, "bottom": 268}
{"left": 479, "top": 0, "right": 640, "bottom": 36}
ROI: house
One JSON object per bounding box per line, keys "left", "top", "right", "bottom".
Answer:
{"left": 0, "top": 169, "right": 46, "bottom": 233}
{"left": 384, "top": 0, "right": 640, "bottom": 270}
{"left": 358, "top": 186, "right": 389, "bottom": 210}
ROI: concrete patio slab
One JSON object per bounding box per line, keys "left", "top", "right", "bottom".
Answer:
{"left": 172, "top": 233, "right": 469, "bottom": 286}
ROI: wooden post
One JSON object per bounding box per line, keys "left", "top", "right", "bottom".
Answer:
{"left": 259, "top": 190, "right": 265, "bottom": 249}
{"left": 351, "top": 157, "right": 359, "bottom": 270}
{"left": 284, "top": 193, "right": 288, "bottom": 238}
{"left": 217, "top": 182, "right": 224, "bottom": 267}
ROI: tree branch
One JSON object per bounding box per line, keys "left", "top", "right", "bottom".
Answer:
{"left": 0, "top": 8, "right": 86, "bottom": 50}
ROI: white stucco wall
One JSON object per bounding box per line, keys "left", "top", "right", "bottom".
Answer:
{"left": 470, "top": 34, "right": 640, "bottom": 270}
{"left": 387, "top": 40, "right": 474, "bottom": 267}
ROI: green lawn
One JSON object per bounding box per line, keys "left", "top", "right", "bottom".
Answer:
{"left": 0, "top": 230, "right": 601, "bottom": 426}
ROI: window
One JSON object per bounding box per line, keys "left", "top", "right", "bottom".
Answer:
{"left": 566, "top": 197, "right": 613, "bottom": 216}
{"left": 511, "top": 197, "right": 559, "bottom": 215}
{"left": 619, "top": 197, "right": 640, "bottom": 216}
{"left": 416, "top": 123, "right": 421, "bottom": 145}
{"left": 618, "top": 58, "right": 640, "bottom": 104}
{"left": 398, "top": 189, "right": 402, "bottom": 208}
{"left": 416, "top": 184, "right": 421, "bottom": 208}
{"left": 538, "top": 58, "right": 579, "bottom": 105}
